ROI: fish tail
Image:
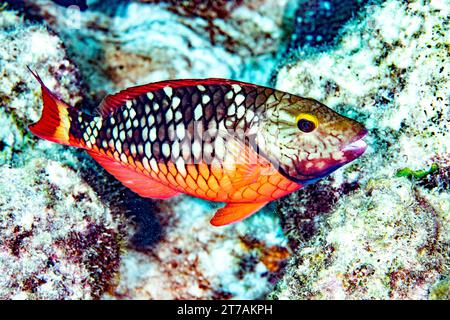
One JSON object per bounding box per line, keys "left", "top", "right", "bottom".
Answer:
{"left": 28, "top": 67, "right": 81, "bottom": 147}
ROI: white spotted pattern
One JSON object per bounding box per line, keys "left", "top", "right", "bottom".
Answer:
{"left": 144, "top": 142, "right": 151, "bottom": 158}
{"left": 163, "top": 86, "right": 173, "bottom": 97}
{"left": 202, "top": 95, "right": 210, "bottom": 104}
{"left": 150, "top": 158, "right": 159, "bottom": 172}
{"left": 162, "top": 143, "right": 170, "bottom": 158}
{"left": 192, "top": 141, "right": 201, "bottom": 159}
{"left": 172, "top": 96, "right": 181, "bottom": 108}
{"left": 235, "top": 94, "right": 245, "bottom": 105}
{"left": 149, "top": 127, "right": 157, "bottom": 141}
{"left": 194, "top": 104, "right": 203, "bottom": 120}
{"left": 231, "top": 84, "right": 241, "bottom": 93}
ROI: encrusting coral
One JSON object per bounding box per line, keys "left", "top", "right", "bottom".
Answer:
{"left": 0, "top": 4, "right": 293, "bottom": 299}
{"left": 26, "top": 0, "right": 295, "bottom": 103}
{"left": 272, "top": 0, "right": 449, "bottom": 299}
{"left": 0, "top": 159, "right": 121, "bottom": 299}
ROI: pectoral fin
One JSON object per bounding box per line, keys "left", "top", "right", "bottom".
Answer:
{"left": 210, "top": 202, "right": 268, "bottom": 226}
{"left": 219, "top": 132, "right": 268, "bottom": 190}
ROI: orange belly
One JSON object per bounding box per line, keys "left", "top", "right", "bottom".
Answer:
{"left": 87, "top": 147, "right": 302, "bottom": 226}
{"left": 145, "top": 162, "right": 301, "bottom": 203}
{"left": 90, "top": 144, "right": 301, "bottom": 203}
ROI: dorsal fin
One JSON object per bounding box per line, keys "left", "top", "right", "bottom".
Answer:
{"left": 97, "top": 78, "right": 257, "bottom": 117}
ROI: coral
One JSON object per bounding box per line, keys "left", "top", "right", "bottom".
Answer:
{"left": 140, "top": 0, "right": 245, "bottom": 20}
{"left": 26, "top": 0, "right": 295, "bottom": 103}
{"left": 429, "top": 276, "right": 450, "bottom": 300}
{"left": 277, "top": 176, "right": 360, "bottom": 249}
{"left": 0, "top": 5, "right": 292, "bottom": 299}
{"left": 239, "top": 235, "right": 291, "bottom": 273}
{"left": 104, "top": 198, "right": 290, "bottom": 299}
{"left": 0, "top": 9, "right": 124, "bottom": 299}
{"left": 0, "top": 159, "right": 121, "bottom": 299}
{"left": 0, "top": 8, "right": 82, "bottom": 166}
{"left": 416, "top": 156, "right": 450, "bottom": 192}
{"left": 272, "top": 0, "right": 449, "bottom": 299}
{"left": 273, "top": 177, "right": 448, "bottom": 299}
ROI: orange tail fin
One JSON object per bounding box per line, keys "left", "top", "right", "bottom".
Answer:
{"left": 28, "top": 67, "right": 73, "bottom": 146}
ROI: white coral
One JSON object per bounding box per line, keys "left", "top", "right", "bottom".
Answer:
{"left": 274, "top": 0, "right": 449, "bottom": 299}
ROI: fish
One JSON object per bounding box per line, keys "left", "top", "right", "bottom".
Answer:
{"left": 28, "top": 68, "right": 367, "bottom": 226}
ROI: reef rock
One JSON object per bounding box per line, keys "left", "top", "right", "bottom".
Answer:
{"left": 272, "top": 0, "right": 449, "bottom": 299}
{"left": 0, "top": 159, "right": 121, "bottom": 299}
{"left": 25, "top": 0, "right": 295, "bottom": 103}
{"left": 106, "top": 199, "right": 289, "bottom": 299}
{"left": 0, "top": 10, "right": 123, "bottom": 299}
{"left": 0, "top": 9, "right": 82, "bottom": 166}
{"left": 0, "top": 5, "right": 292, "bottom": 299}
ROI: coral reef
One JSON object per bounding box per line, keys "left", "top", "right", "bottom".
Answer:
{"left": 25, "top": 0, "right": 295, "bottom": 103}
{"left": 274, "top": 177, "right": 448, "bottom": 299}
{"left": 272, "top": 0, "right": 449, "bottom": 299}
{"left": 0, "top": 12, "right": 123, "bottom": 299}
{"left": 1, "top": 0, "right": 447, "bottom": 300}
{"left": 0, "top": 159, "right": 121, "bottom": 299}
{"left": 105, "top": 199, "right": 289, "bottom": 299}
{"left": 0, "top": 4, "right": 292, "bottom": 299}
{"left": 0, "top": 9, "right": 82, "bottom": 166}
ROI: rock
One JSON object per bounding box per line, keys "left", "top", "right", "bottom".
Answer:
{"left": 0, "top": 159, "right": 121, "bottom": 299}
{"left": 105, "top": 199, "right": 289, "bottom": 299}
{"left": 0, "top": 9, "right": 124, "bottom": 299}
{"left": 0, "top": 9, "right": 82, "bottom": 166}
{"left": 25, "top": 0, "right": 295, "bottom": 103}
{"left": 272, "top": 0, "right": 449, "bottom": 299}
{"left": 0, "top": 4, "right": 293, "bottom": 299}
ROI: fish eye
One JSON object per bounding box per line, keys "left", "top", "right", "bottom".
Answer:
{"left": 296, "top": 113, "right": 318, "bottom": 133}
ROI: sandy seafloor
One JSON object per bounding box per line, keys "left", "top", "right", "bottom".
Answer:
{"left": 0, "top": 0, "right": 448, "bottom": 299}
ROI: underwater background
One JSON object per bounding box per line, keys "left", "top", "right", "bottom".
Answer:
{"left": 0, "top": 0, "right": 448, "bottom": 299}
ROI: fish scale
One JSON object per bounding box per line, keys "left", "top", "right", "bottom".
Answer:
{"left": 29, "top": 69, "right": 367, "bottom": 226}
{"left": 72, "top": 83, "right": 297, "bottom": 203}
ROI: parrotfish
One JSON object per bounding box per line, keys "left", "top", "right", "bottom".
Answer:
{"left": 28, "top": 68, "right": 367, "bottom": 226}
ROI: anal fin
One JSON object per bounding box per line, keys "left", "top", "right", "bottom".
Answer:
{"left": 87, "top": 150, "right": 180, "bottom": 199}
{"left": 210, "top": 202, "right": 268, "bottom": 226}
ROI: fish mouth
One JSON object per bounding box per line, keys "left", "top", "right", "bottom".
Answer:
{"left": 280, "top": 128, "right": 368, "bottom": 185}
{"left": 341, "top": 128, "right": 368, "bottom": 161}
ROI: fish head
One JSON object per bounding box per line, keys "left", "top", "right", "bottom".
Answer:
{"left": 256, "top": 96, "right": 367, "bottom": 184}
